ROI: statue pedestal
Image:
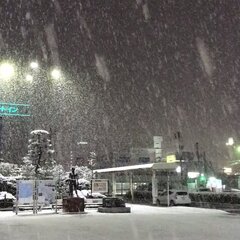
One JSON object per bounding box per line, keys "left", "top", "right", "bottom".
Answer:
{"left": 62, "top": 197, "right": 85, "bottom": 213}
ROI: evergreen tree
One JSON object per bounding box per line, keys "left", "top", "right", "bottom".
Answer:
{"left": 21, "top": 156, "right": 35, "bottom": 179}
{"left": 22, "top": 130, "right": 56, "bottom": 179}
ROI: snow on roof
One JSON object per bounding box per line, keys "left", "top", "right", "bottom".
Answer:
{"left": 30, "top": 130, "right": 49, "bottom": 135}
{"left": 93, "top": 163, "right": 154, "bottom": 173}
{"left": 93, "top": 162, "right": 179, "bottom": 173}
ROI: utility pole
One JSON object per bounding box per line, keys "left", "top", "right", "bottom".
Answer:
{"left": 195, "top": 142, "right": 201, "bottom": 174}
{"left": 174, "top": 131, "right": 184, "bottom": 184}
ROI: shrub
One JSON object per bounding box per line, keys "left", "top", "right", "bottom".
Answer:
{"left": 189, "top": 192, "right": 240, "bottom": 205}
{"left": 124, "top": 190, "right": 152, "bottom": 203}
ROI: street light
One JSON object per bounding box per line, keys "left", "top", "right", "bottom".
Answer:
{"left": 77, "top": 141, "right": 88, "bottom": 145}
{"left": 26, "top": 74, "right": 33, "bottom": 82}
{"left": 0, "top": 63, "right": 14, "bottom": 80}
{"left": 30, "top": 61, "right": 39, "bottom": 70}
{"left": 176, "top": 166, "right": 181, "bottom": 173}
{"left": 226, "top": 137, "right": 234, "bottom": 146}
{"left": 51, "top": 69, "right": 61, "bottom": 80}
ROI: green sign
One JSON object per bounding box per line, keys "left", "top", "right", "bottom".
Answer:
{"left": 0, "top": 102, "right": 31, "bottom": 117}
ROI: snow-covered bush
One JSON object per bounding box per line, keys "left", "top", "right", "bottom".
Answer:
{"left": 0, "top": 162, "right": 20, "bottom": 177}
{"left": 52, "top": 164, "right": 65, "bottom": 179}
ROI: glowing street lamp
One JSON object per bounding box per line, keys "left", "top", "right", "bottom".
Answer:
{"left": 226, "top": 137, "right": 234, "bottom": 146}
{"left": 51, "top": 69, "right": 61, "bottom": 80}
{"left": 176, "top": 166, "right": 181, "bottom": 173}
{"left": 0, "top": 63, "right": 15, "bottom": 80}
{"left": 30, "top": 61, "right": 39, "bottom": 69}
{"left": 77, "top": 141, "right": 88, "bottom": 145}
{"left": 26, "top": 74, "right": 33, "bottom": 82}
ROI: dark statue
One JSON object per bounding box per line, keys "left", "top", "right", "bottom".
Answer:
{"left": 69, "top": 167, "right": 79, "bottom": 197}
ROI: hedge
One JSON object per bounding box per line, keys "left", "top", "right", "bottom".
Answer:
{"left": 124, "top": 190, "right": 240, "bottom": 205}
{"left": 124, "top": 190, "right": 152, "bottom": 203}
{"left": 189, "top": 192, "right": 240, "bottom": 205}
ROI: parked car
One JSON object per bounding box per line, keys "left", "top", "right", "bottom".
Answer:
{"left": 157, "top": 190, "right": 191, "bottom": 206}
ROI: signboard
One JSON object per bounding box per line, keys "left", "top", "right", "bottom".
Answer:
{"left": 92, "top": 179, "right": 108, "bottom": 193}
{"left": 153, "top": 136, "right": 163, "bottom": 149}
{"left": 18, "top": 180, "right": 34, "bottom": 205}
{"left": 155, "top": 149, "right": 162, "bottom": 162}
{"left": 0, "top": 102, "right": 30, "bottom": 117}
{"left": 17, "top": 180, "right": 56, "bottom": 206}
{"left": 37, "top": 180, "right": 56, "bottom": 205}
{"left": 166, "top": 154, "right": 177, "bottom": 163}
{"left": 154, "top": 136, "right": 163, "bottom": 162}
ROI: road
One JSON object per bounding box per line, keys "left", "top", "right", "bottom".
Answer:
{"left": 0, "top": 204, "right": 239, "bottom": 240}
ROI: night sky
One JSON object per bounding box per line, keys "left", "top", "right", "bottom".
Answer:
{"left": 1, "top": 0, "right": 240, "bottom": 168}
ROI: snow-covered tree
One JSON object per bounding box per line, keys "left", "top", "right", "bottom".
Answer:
{"left": 22, "top": 130, "right": 56, "bottom": 179}
{"left": 21, "top": 156, "right": 35, "bottom": 179}
{"left": 74, "top": 166, "right": 92, "bottom": 181}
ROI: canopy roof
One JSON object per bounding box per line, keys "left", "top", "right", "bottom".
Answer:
{"left": 93, "top": 162, "right": 179, "bottom": 173}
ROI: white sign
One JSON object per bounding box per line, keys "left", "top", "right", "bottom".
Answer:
{"left": 153, "top": 136, "right": 163, "bottom": 149}
{"left": 92, "top": 179, "right": 108, "bottom": 193}
{"left": 155, "top": 149, "right": 162, "bottom": 162}
{"left": 18, "top": 180, "right": 34, "bottom": 205}
{"left": 37, "top": 180, "right": 56, "bottom": 205}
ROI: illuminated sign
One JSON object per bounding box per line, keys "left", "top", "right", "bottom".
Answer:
{"left": 0, "top": 102, "right": 31, "bottom": 117}
{"left": 166, "top": 154, "right": 177, "bottom": 163}
{"left": 223, "top": 167, "right": 232, "bottom": 175}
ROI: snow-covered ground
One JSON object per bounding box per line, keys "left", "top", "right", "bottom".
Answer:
{"left": 0, "top": 204, "right": 239, "bottom": 240}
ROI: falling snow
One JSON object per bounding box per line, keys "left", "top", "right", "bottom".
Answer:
{"left": 0, "top": 1, "right": 238, "bottom": 168}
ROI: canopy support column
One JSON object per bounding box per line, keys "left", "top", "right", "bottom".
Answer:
{"left": 112, "top": 172, "right": 116, "bottom": 197}
{"left": 152, "top": 170, "right": 158, "bottom": 205}
{"left": 129, "top": 172, "right": 134, "bottom": 202}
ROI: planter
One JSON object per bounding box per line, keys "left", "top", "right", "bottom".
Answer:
{"left": 98, "top": 207, "right": 131, "bottom": 213}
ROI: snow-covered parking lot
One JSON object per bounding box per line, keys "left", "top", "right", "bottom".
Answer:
{"left": 0, "top": 204, "right": 240, "bottom": 240}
